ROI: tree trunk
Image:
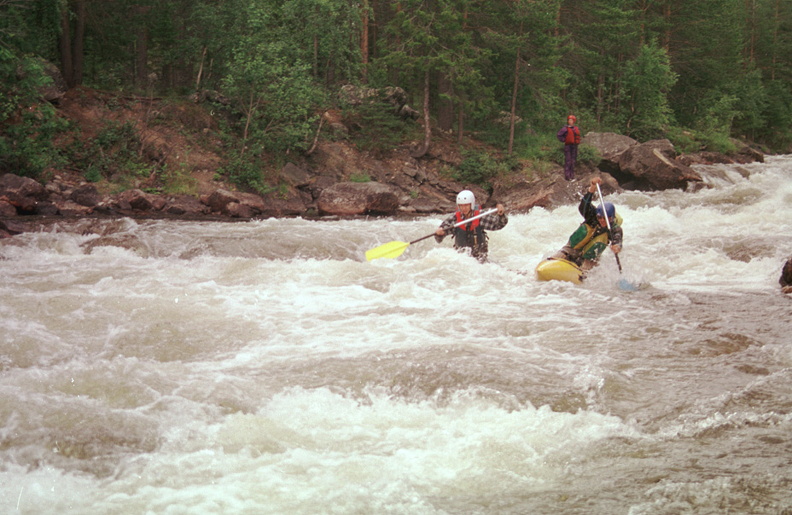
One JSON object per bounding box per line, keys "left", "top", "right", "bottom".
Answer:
{"left": 135, "top": 28, "right": 148, "bottom": 87}
{"left": 59, "top": 4, "right": 73, "bottom": 87}
{"left": 745, "top": 0, "right": 757, "bottom": 65}
{"left": 134, "top": 5, "right": 151, "bottom": 88}
{"left": 361, "top": 0, "right": 369, "bottom": 83}
{"left": 508, "top": 50, "right": 520, "bottom": 154}
{"left": 313, "top": 34, "right": 318, "bottom": 77}
{"left": 411, "top": 70, "right": 432, "bottom": 158}
{"left": 195, "top": 47, "right": 207, "bottom": 91}
{"left": 596, "top": 67, "right": 604, "bottom": 125}
{"left": 771, "top": 0, "right": 780, "bottom": 80}
{"left": 72, "top": 0, "right": 86, "bottom": 86}
{"left": 457, "top": 105, "right": 464, "bottom": 145}
{"left": 437, "top": 71, "right": 454, "bottom": 132}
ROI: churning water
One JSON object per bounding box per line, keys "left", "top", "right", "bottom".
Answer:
{"left": 1, "top": 156, "right": 791, "bottom": 514}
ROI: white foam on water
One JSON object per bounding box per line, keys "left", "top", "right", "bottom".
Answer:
{"left": 2, "top": 156, "right": 791, "bottom": 513}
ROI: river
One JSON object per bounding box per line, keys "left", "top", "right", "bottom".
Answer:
{"left": 1, "top": 156, "right": 791, "bottom": 514}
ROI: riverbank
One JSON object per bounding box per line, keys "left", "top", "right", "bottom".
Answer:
{"left": 0, "top": 88, "right": 767, "bottom": 238}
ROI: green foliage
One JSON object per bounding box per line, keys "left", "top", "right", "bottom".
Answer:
{"left": 158, "top": 164, "right": 199, "bottom": 196}
{"left": 664, "top": 127, "right": 702, "bottom": 154}
{"left": 727, "top": 68, "right": 769, "bottom": 139}
{"left": 577, "top": 144, "right": 601, "bottom": 165}
{"left": 755, "top": 80, "right": 792, "bottom": 149}
{"left": 349, "top": 173, "right": 371, "bottom": 183}
{"left": 3, "top": 0, "right": 792, "bottom": 176}
{"left": 69, "top": 121, "right": 156, "bottom": 181}
{"left": 218, "top": 155, "right": 272, "bottom": 194}
{"left": 622, "top": 42, "right": 678, "bottom": 140}
{"left": 663, "top": 126, "right": 737, "bottom": 154}
{"left": 0, "top": 51, "right": 67, "bottom": 177}
{"left": 220, "top": 2, "right": 329, "bottom": 155}
{"left": 375, "top": 0, "right": 496, "bottom": 136}
{"left": 341, "top": 94, "right": 417, "bottom": 154}
{"left": 560, "top": 0, "right": 641, "bottom": 128}
{"left": 452, "top": 150, "right": 515, "bottom": 191}
{"left": 83, "top": 166, "right": 102, "bottom": 183}
{"left": 699, "top": 132, "right": 738, "bottom": 154}
{"left": 279, "top": 0, "right": 362, "bottom": 84}
{"left": 694, "top": 94, "right": 739, "bottom": 138}
{"left": 507, "top": 128, "right": 559, "bottom": 163}
{"left": 547, "top": 143, "right": 600, "bottom": 168}
{"left": 666, "top": 0, "right": 745, "bottom": 129}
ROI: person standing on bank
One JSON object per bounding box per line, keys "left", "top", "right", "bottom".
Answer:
{"left": 557, "top": 114, "right": 581, "bottom": 181}
{"left": 435, "top": 190, "right": 507, "bottom": 263}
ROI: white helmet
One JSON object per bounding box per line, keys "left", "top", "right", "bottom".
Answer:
{"left": 456, "top": 190, "right": 475, "bottom": 206}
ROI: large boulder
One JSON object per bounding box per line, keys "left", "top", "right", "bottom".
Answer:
{"left": 257, "top": 196, "right": 306, "bottom": 218}
{"left": 780, "top": 256, "right": 792, "bottom": 294}
{"left": 0, "top": 200, "right": 16, "bottom": 217}
{"left": 615, "top": 139, "right": 702, "bottom": 190}
{"left": 113, "top": 189, "right": 160, "bottom": 212}
{"left": 317, "top": 181, "right": 402, "bottom": 216}
{"left": 0, "top": 173, "right": 49, "bottom": 214}
{"left": 163, "top": 195, "right": 210, "bottom": 216}
{"left": 39, "top": 59, "right": 68, "bottom": 103}
{"left": 69, "top": 183, "right": 102, "bottom": 207}
{"left": 0, "top": 173, "right": 48, "bottom": 201}
{"left": 201, "top": 188, "right": 305, "bottom": 218}
{"left": 0, "top": 219, "right": 25, "bottom": 238}
{"left": 581, "top": 132, "right": 638, "bottom": 176}
{"left": 280, "top": 162, "right": 312, "bottom": 188}
{"left": 202, "top": 189, "right": 239, "bottom": 214}
{"left": 57, "top": 200, "right": 93, "bottom": 216}
{"left": 492, "top": 171, "right": 620, "bottom": 213}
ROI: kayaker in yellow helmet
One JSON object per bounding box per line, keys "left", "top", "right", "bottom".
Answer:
{"left": 553, "top": 177, "right": 623, "bottom": 271}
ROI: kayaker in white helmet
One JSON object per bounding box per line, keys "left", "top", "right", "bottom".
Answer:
{"left": 434, "top": 189, "right": 507, "bottom": 262}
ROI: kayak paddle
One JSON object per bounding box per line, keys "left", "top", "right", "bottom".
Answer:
{"left": 596, "top": 183, "right": 639, "bottom": 291}
{"left": 366, "top": 208, "right": 498, "bottom": 261}
{"left": 595, "top": 183, "right": 622, "bottom": 271}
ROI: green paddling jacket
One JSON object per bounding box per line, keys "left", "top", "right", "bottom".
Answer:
{"left": 564, "top": 192, "right": 623, "bottom": 264}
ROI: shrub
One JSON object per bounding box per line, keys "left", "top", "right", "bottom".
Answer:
{"left": 0, "top": 61, "right": 68, "bottom": 177}
{"left": 452, "top": 150, "right": 514, "bottom": 191}
{"left": 68, "top": 121, "right": 156, "bottom": 181}
{"left": 218, "top": 155, "right": 272, "bottom": 194}
{"left": 342, "top": 95, "right": 417, "bottom": 155}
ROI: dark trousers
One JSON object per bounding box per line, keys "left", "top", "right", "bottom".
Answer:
{"left": 564, "top": 144, "right": 578, "bottom": 180}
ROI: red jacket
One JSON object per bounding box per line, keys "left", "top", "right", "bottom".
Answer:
{"left": 557, "top": 125, "right": 581, "bottom": 145}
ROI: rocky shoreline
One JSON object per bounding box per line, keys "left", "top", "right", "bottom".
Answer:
{"left": 0, "top": 132, "right": 765, "bottom": 239}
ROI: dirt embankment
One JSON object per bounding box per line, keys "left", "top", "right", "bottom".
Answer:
{"left": 34, "top": 87, "right": 495, "bottom": 220}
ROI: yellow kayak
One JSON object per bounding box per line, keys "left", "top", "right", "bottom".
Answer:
{"left": 535, "top": 258, "right": 584, "bottom": 284}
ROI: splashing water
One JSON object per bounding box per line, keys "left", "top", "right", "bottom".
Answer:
{"left": 1, "top": 156, "right": 791, "bottom": 514}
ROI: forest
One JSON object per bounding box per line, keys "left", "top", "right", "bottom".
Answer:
{"left": 1, "top": 0, "right": 791, "bottom": 188}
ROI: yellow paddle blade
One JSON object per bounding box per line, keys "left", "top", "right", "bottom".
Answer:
{"left": 365, "top": 240, "right": 410, "bottom": 261}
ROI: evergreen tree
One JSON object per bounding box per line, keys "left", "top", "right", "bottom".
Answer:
{"left": 476, "top": 0, "right": 566, "bottom": 152}
{"left": 622, "top": 41, "right": 677, "bottom": 140}
{"left": 375, "top": 0, "right": 484, "bottom": 156}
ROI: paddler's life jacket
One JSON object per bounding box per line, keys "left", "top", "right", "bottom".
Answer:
{"left": 564, "top": 125, "right": 581, "bottom": 145}
{"left": 567, "top": 213, "right": 622, "bottom": 261}
{"left": 453, "top": 209, "right": 487, "bottom": 252}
